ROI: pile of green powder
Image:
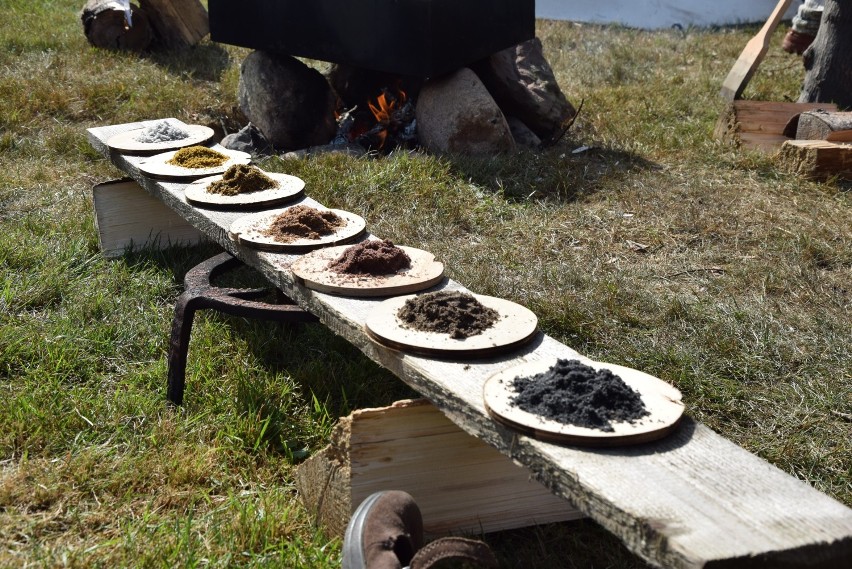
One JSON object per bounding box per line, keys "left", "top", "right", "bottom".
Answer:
{"left": 167, "top": 145, "right": 228, "bottom": 168}
{"left": 208, "top": 164, "right": 276, "bottom": 196}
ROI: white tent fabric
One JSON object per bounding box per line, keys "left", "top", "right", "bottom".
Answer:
{"left": 535, "top": 0, "right": 801, "bottom": 29}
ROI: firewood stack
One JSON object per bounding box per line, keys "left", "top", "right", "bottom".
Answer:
{"left": 81, "top": 0, "right": 208, "bottom": 51}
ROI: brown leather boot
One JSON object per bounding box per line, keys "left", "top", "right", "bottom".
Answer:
{"left": 342, "top": 490, "right": 498, "bottom": 569}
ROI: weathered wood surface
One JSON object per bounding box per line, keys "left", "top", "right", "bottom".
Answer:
{"left": 139, "top": 0, "right": 208, "bottom": 50}
{"left": 714, "top": 101, "right": 837, "bottom": 153}
{"left": 92, "top": 178, "right": 205, "bottom": 257}
{"left": 88, "top": 121, "right": 852, "bottom": 569}
{"left": 295, "top": 399, "right": 583, "bottom": 538}
{"left": 779, "top": 139, "right": 852, "bottom": 180}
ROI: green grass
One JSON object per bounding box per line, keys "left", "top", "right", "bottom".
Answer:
{"left": 1, "top": 2, "right": 850, "bottom": 567}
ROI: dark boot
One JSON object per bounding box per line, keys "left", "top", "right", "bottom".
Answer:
{"left": 342, "top": 490, "right": 497, "bottom": 569}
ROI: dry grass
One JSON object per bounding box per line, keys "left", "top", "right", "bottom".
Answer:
{"left": 0, "top": 2, "right": 849, "bottom": 567}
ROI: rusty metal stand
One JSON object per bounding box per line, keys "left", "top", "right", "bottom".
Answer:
{"left": 167, "top": 252, "right": 318, "bottom": 405}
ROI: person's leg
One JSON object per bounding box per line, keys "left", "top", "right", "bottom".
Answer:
{"left": 783, "top": 0, "right": 825, "bottom": 54}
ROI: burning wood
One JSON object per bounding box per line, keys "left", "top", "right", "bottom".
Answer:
{"left": 334, "top": 86, "right": 416, "bottom": 152}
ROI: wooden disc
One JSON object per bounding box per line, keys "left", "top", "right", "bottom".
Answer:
{"left": 183, "top": 171, "right": 305, "bottom": 209}
{"left": 483, "top": 358, "right": 685, "bottom": 447}
{"left": 106, "top": 121, "right": 215, "bottom": 155}
{"left": 137, "top": 147, "right": 251, "bottom": 180}
{"left": 228, "top": 206, "right": 367, "bottom": 252}
{"left": 365, "top": 293, "right": 538, "bottom": 357}
{"left": 291, "top": 244, "right": 445, "bottom": 297}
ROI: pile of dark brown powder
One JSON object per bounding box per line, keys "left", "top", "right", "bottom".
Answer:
{"left": 328, "top": 239, "right": 411, "bottom": 275}
{"left": 208, "top": 164, "right": 276, "bottom": 196}
{"left": 261, "top": 205, "right": 345, "bottom": 243}
{"left": 510, "top": 359, "right": 649, "bottom": 432}
{"left": 397, "top": 290, "right": 499, "bottom": 339}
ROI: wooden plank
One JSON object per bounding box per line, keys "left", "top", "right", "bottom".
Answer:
{"left": 295, "top": 399, "right": 583, "bottom": 538}
{"left": 719, "top": 0, "right": 793, "bottom": 102}
{"left": 92, "top": 178, "right": 205, "bottom": 257}
{"left": 779, "top": 139, "right": 852, "bottom": 180}
{"left": 715, "top": 101, "right": 838, "bottom": 153}
{"left": 87, "top": 122, "right": 852, "bottom": 569}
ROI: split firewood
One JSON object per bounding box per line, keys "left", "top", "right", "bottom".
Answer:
{"left": 796, "top": 110, "right": 852, "bottom": 142}
{"left": 80, "top": 0, "right": 153, "bottom": 51}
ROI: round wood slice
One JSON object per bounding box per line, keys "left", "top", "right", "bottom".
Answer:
{"left": 483, "top": 358, "right": 685, "bottom": 447}
{"left": 106, "top": 122, "right": 215, "bottom": 155}
{"left": 228, "top": 206, "right": 367, "bottom": 252}
{"left": 365, "top": 293, "right": 538, "bottom": 358}
{"left": 137, "top": 147, "right": 251, "bottom": 180}
{"left": 183, "top": 171, "right": 305, "bottom": 209}
{"left": 290, "top": 244, "right": 445, "bottom": 297}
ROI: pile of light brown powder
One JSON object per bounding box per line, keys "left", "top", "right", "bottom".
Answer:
{"left": 397, "top": 290, "right": 499, "bottom": 339}
{"left": 261, "top": 205, "right": 345, "bottom": 243}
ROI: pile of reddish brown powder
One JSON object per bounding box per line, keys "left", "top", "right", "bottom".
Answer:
{"left": 328, "top": 239, "right": 411, "bottom": 275}
{"left": 397, "top": 290, "right": 499, "bottom": 339}
{"left": 261, "top": 205, "right": 345, "bottom": 243}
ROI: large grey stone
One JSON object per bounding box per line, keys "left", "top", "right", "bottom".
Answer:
{"left": 415, "top": 68, "right": 515, "bottom": 155}
{"left": 471, "top": 37, "right": 576, "bottom": 141}
{"left": 238, "top": 50, "right": 337, "bottom": 152}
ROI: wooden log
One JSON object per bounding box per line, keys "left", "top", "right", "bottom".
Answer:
{"left": 778, "top": 139, "right": 852, "bottom": 180}
{"left": 796, "top": 110, "right": 852, "bottom": 140}
{"left": 139, "top": 0, "right": 208, "bottom": 50}
{"left": 92, "top": 178, "right": 205, "bottom": 257}
{"left": 80, "top": 0, "right": 154, "bottom": 51}
{"left": 294, "top": 399, "right": 583, "bottom": 539}
{"left": 714, "top": 100, "right": 837, "bottom": 152}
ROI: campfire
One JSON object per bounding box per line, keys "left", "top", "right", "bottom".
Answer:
{"left": 335, "top": 85, "right": 417, "bottom": 152}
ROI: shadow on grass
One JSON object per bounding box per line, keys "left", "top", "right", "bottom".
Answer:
{"left": 444, "top": 143, "right": 661, "bottom": 203}
{"left": 118, "top": 241, "right": 413, "bottom": 444}
{"left": 144, "top": 42, "right": 233, "bottom": 83}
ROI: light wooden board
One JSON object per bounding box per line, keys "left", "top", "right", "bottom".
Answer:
{"left": 483, "top": 358, "right": 684, "bottom": 447}
{"left": 295, "top": 399, "right": 583, "bottom": 538}
{"left": 290, "top": 244, "right": 444, "bottom": 297}
{"left": 719, "top": 0, "right": 792, "bottom": 101}
{"left": 228, "top": 205, "right": 366, "bottom": 252}
{"left": 87, "top": 121, "right": 852, "bottom": 569}
{"left": 92, "top": 178, "right": 205, "bottom": 257}
{"left": 183, "top": 171, "right": 305, "bottom": 209}
{"left": 137, "top": 146, "right": 250, "bottom": 180}
{"left": 105, "top": 119, "right": 214, "bottom": 155}
{"left": 365, "top": 293, "right": 538, "bottom": 358}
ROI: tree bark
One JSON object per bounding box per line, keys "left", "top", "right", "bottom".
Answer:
{"left": 798, "top": 0, "right": 852, "bottom": 108}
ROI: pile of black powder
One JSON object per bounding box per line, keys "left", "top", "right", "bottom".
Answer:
{"left": 510, "top": 359, "right": 649, "bottom": 432}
